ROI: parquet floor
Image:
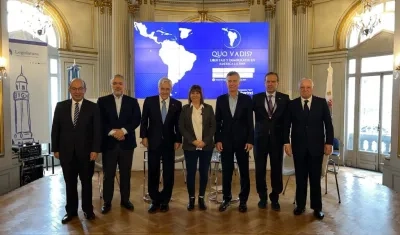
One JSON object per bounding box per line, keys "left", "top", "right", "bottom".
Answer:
{"left": 0, "top": 166, "right": 399, "bottom": 235}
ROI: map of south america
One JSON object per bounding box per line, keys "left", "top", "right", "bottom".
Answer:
{"left": 134, "top": 22, "right": 197, "bottom": 85}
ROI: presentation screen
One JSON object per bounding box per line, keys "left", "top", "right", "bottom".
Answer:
{"left": 134, "top": 22, "right": 269, "bottom": 99}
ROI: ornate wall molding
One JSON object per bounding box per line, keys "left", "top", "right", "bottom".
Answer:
{"left": 94, "top": 0, "right": 112, "bottom": 15}
{"left": 127, "top": 2, "right": 140, "bottom": 17}
{"left": 155, "top": 0, "right": 247, "bottom": 4}
{"left": 181, "top": 14, "right": 225, "bottom": 22}
{"left": 292, "top": 0, "right": 313, "bottom": 15}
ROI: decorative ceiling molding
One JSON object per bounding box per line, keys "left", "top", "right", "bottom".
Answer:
{"left": 94, "top": 0, "right": 112, "bottom": 15}
{"left": 126, "top": 0, "right": 141, "bottom": 16}
{"left": 155, "top": 0, "right": 248, "bottom": 5}
{"left": 292, "top": 0, "right": 313, "bottom": 15}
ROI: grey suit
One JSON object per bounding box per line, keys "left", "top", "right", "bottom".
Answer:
{"left": 179, "top": 103, "right": 216, "bottom": 151}
{"left": 179, "top": 103, "right": 216, "bottom": 198}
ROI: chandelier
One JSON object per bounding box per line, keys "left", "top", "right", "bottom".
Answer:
{"left": 353, "top": 0, "right": 381, "bottom": 36}
{"left": 24, "top": 0, "right": 53, "bottom": 37}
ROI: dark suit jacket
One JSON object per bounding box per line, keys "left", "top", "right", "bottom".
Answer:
{"left": 140, "top": 95, "right": 182, "bottom": 150}
{"left": 179, "top": 103, "right": 216, "bottom": 151}
{"left": 283, "top": 96, "right": 334, "bottom": 157}
{"left": 253, "top": 91, "right": 290, "bottom": 146}
{"left": 215, "top": 93, "right": 254, "bottom": 150}
{"left": 51, "top": 99, "right": 101, "bottom": 161}
{"left": 97, "top": 94, "right": 141, "bottom": 152}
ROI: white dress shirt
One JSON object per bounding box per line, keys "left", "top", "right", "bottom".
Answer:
{"left": 190, "top": 104, "right": 204, "bottom": 149}
{"left": 71, "top": 99, "right": 83, "bottom": 123}
{"left": 265, "top": 91, "right": 277, "bottom": 113}
{"left": 108, "top": 94, "right": 128, "bottom": 136}
{"left": 301, "top": 95, "right": 313, "bottom": 110}
{"left": 159, "top": 96, "right": 170, "bottom": 112}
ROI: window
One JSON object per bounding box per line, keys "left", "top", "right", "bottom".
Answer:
{"left": 7, "top": 0, "right": 61, "bottom": 123}
{"left": 346, "top": 76, "right": 355, "bottom": 150}
{"left": 347, "top": 0, "right": 395, "bottom": 48}
{"left": 361, "top": 55, "right": 393, "bottom": 73}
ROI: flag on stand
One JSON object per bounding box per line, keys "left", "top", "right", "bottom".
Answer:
{"left": 325, "top": 62, "right": 333, "bottom": 115}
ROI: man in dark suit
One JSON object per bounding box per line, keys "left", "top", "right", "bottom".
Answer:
{"left": 97, "top": 74, "right": 141, "bottom": 214}
{"left": 284, "top": 78, "right": 334, "bottom": 220}
{"left": 51, "top": 78, "right": 101, "bottom": 224}
{"left": 140, "top": 77, "right": 182, "bottom": 213}
{"left": 253, "top": 72, "right": 290, "bottom": 211}
{"left": 215, "top": 71, "right": 254, "bottom": 213}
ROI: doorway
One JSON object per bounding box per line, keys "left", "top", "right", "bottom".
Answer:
{"left": 346, "top": 55, "right": 393, "bottom": 172}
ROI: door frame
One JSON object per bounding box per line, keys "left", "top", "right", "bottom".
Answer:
{"left": 345, "top": 55, "right": 393, "bottom": 172}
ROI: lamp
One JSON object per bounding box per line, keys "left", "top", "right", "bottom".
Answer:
{"left": 353, "top": 0, "right": 381, "bottom": 36}
{"left": 0, "top": 57, "right": 6, "bottom": 80}
{"left": 24, "top": 0, "right": 53, "bottom": 37}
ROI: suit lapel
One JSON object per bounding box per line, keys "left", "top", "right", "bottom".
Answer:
{"left": 155, "top": 97, "right": 163, "bottom": 123}
{"left": 67, "top": 99, "right": 74, "bottom": 128}
{"left": 109, "top": 95, "right": 119, "bottom": 120}
{"left": 232, "top": 94, "right": 241, "bottom": 119}
{"left": 75, "top": 99, "right": 86, "bottom": 128}
{"left": 164, "top": 98, "right": 174, "bottom": 124}
{"left": 118, "top": 95, "right": 127, "bottom": 120}
{"left": 187, "top": 105, "right": 195, "bottom": 135}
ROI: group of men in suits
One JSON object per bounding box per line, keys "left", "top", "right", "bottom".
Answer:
{"left": 51, "top": 75, "right": 142, "bottom": 224}
{"left": 51, "top": 70, "right": 333, "bottom": 223}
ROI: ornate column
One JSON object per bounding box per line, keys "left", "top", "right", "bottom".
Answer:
{"left": 249, "top": 0, "right": 266, "bottom": 22}
{"left": 94, "top": 0, "right": 112, "bottom": 96}
{"left": 112, "top": 0, "right": 130, "bottom": 93}
{"left": 266, "top": 3, "right": 276, "bottom": 73}
{"left": 292, "top": 0, "right": 312, "bottom": 98}
{"left": 139, "top": 0, "right": 155, "bottom": 21}
{"left": 275, "top": 0, "right": 293, "bottom": 96}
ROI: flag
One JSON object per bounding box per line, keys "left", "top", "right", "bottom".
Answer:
{"left": 67, "top": 59, "right": 81, "bottom": 83}
{"left": 326, "top": 62, "right": 333, "bottom": 113}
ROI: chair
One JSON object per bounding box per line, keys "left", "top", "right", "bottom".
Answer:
{"left": 41, "top": 143, "right": 55, "bottom": 174}
{"left": 329, "top": 138, "right": 341, "bottom": 172}
{"left": 282, "top": 152, "right": 295, "bottom": 196}
{"left": 207, "top": 151, "right": 240, "bottom": 204}
{"left": 283, "top": 150, "right": 341, "bottom": 204}
{"left": 94, "top": 153, "right": 120, "bottom": 199}
{"left": 142, "top": 149, "right": 187, "bottom": 203}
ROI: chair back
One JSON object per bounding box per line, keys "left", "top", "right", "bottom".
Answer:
{"left": 333, "top": 138, "right": 340, "bottom": 150}
{"left": 282, "top": 151, "right": 295, "bottom": 176}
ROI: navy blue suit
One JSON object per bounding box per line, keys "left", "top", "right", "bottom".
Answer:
{"left": 140, "top": 95, "right": 182, "bottom": 204}
{"left": 97, "top": 94, "right": 141, "bottom": 203}
{"left": 284, "top": 95, "right": 334, "bottom": 210}
{"left": 215, "top": 93, "right": 254, "bottom": 203}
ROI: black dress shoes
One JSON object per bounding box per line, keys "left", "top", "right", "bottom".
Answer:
{"left": 160, "top": 204, "right": 169, "bottom": 212}
{"left": 258, "top": 199, "right": 267, "bottom": 209}
{"left": 84, "top": 212, "right": 95, "bottom": 220}
{"left": 238, "top": 203, "right": 247, "bottom": 213}
{"left": 61, "top": 213, "right": 77, "bottom": 224}
{"left": 121, "top": 201, "right": 134, "bottom": 211}
{"left": 293, "top": 207, "right": 305, "bottom": 215}
{"left": 218, "top": 200, "right": 230, "bottom": 212}
{"left": 313, "top": 210, "right": 325, "bottom": 220}
{"left": 271, "top": 201, "right": 281, "bottom": 211}
{"left": 198, "top": 197, "right": 207, "bottom": 210}
{"left": 187, "top": 197, "right": 195, "bottom": 211}
{"left": 101, "top": 203, "right": 111, "bottom": 214}
{"left": 148, "top": 203, "right": 159, "bottom": 213}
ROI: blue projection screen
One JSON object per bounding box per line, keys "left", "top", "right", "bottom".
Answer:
{"left": 134, "top": 22, "right": 269, "bottom": 99}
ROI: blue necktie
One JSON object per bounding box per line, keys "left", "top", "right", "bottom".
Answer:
{"left": 161, "top": 100, "right": 167, "bottom": 123}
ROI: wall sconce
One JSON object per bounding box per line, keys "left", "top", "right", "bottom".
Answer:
{"left": 394, "top": 65, "right": 400, "bottom": 79}
{"left": 0, "top": 57, "right": 6, "bottom": 80}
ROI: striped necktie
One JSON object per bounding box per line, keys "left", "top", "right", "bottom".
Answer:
{"left": 73, "top": 102, "right": 80, "bottom": 127}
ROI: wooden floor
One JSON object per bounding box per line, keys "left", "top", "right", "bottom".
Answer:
{"left": 0, "top": 166, "right": 399, "bottom": 235}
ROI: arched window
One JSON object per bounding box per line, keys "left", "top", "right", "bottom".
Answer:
{"left": 347, "top": 0, "right": 395, "bottom": 48}
{"left": 7, "top": 0, "right": 61, "bottom": 122}
{"left": 344, "top": 0, "right": 395, "bottom": 170}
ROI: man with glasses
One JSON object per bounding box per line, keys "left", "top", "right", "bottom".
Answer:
{"left": 51, "top": 78, "right": 101, "bottom": 224}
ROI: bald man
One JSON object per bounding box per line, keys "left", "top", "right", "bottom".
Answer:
{"left": 51, "top": 78, "right": 101, "bottom": 224}
{"left": 283, "top": 78, "right": 333, "bottom": 220}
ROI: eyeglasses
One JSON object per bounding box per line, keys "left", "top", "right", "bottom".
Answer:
{"left": 70, "top": 87, "right": 85, "bottom": 92}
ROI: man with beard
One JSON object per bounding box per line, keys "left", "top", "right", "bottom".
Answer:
{"left": 97, "top": 74, "right": 141, "bottom": 214}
